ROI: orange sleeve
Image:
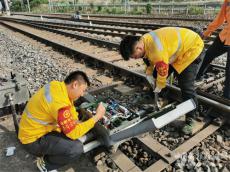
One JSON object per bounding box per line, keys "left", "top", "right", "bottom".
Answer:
{"left": 203, "top": 1, "right": 227, "bottom": 37}
{"left": 58, "top": 106, "right": 95, "bottom": 140}
{"left": 155, "top": 61, "right": 169, "bottom": 89}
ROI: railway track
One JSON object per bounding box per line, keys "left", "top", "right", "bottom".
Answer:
{"left": 0, "top": 17, "right": 228, "bottom": 106}
{"left": 1, "top": 17, "right": 218, "bottom": 42}
{"left": 10, "top": 13, "right": 205, "bottom": 31}
{"left": 0, "top": 17, "right": 217, "bottom": 50}
{"left": 12, "top": 12, "right": 213, "bottom": 22}
{"left": 79, "top": 14, "right": 213, "bottom": 22}
{"left": 8, "top": 14, "right": 220, "bottom": 45}
{"left": 11, "top": 13, "right": 223, "bottom": 37}
{"left": 0, "top": 17, "right": 229, "bottom": 172}
{"left": 87, "top": 86, "right": 226, "bottom": 172}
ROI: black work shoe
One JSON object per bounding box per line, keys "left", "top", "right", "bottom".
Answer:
{"left": 36, "top": 157, "right": 57, "bottom": 172}
{"left": 182, "top": 117, "right": 195, "bottom": 135}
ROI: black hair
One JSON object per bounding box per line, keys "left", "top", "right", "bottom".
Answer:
{"left": 119, "top": 35, "right": 140, "bottom": 61}
{"left": 64, "top": 71, "right": 90, "bottom": 86}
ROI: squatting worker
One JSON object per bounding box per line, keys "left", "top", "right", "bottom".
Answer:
{"left": 119, "top": 27, "right": 204, "bottom": 135}
{"left": 197, "top": 0, "right": 230, "bottom": 100}
{"left": 18, "top": 71, "right": 106, "bottom": 172}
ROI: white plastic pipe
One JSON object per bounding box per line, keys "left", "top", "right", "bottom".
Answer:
{"left": 83, "top": 140, "right": 101, "bottom": 153}
{"left": 78, "top": 132, "right": 94, "bottom": 144}
{"left": 153, "top": 99, "right": 196, "bottom": 129}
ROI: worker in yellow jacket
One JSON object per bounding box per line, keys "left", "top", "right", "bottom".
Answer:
{"left": 197, "top": 0, "right": 230, "bottom": 100}
{"left": 18, "top": 71, "right": 106, "bottom": 172}
{"left": 119, "top": 27, "right": 204, "bottom": 134}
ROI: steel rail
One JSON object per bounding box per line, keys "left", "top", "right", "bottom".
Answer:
{"left": 0, "top": 20, "right": 229, "bottom": 111}
{"left": 0, "top": 17, "right": 216, "bottom": 47}
{"left": 9, "top": 14, "right": 198, "bottom": 30}
{"left": 12, "top": 12, "right": 213, "bottom": 22}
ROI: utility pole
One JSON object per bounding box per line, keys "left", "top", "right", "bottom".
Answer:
{"left": 3, "top": 0, "right": 10, "bottom": 15}
{"left": 159, "top": 0, "right": 161, "bottom": 14}
{"left": 26, "top": 0, "right": 30, "bottom": 12}
{"left": 20, "top": 0, "right": 24, "bottom": 11}
{"left": 73, "top": 0, "right": 76, "bottom": 11}
{"left": 125, "top": 0, "right": 127, "bottom": 14}
{"left": 49, "top": 0, "right": 53, "bottom": 13}
{"left": 48, "top": 0, "right": 51, "bottom": 13}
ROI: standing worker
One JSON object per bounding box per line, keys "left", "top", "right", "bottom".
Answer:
{"left": 0, "top": 0, "right": 5, "bottom": 13}
{"left": 18, "top": 71, "right": 106, "bottom": 172}
{"left": 0, "top": 0, "right": 2, "bottom": 14}
{"left": 73, "top": 10, "right": 81, "bottom": 20}
{"left": 119, "top": 27, "right": 204, "bottom": 135}
{"left": 196, "top": 0, "right": 230, "bottom": 100}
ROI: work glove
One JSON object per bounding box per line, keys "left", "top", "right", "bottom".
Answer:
{"left": 153, "top": 87, "right": 161, "bottom": 93}
{"left": 146, "top": 75, "right": 156, "bottom": 90}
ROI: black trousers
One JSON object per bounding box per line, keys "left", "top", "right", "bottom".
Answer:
{"left": 153, "top": 52, "right": 205, "bottom": 116}
{"left": 197, "top": 36, "right": 230, "bottom": 99}
{"left": 22, "top": 132, "right": 84, "bottom": 170}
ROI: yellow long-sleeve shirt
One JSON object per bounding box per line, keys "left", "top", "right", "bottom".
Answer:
{"left": 18, "top": 81, "right": 95, "bottom": 144}
{"left": 203, "top": 0, "right": 230, "bottom": 45}
{"left": 142, "top": 27, "right": 204, "bottom": 89}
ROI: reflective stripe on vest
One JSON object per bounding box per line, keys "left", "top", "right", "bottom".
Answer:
{"left": 24, "top": 108, "right": 56, "bottom": 126}
{"left": 44, "top": 83, "right": 52, "bottom": 103}
{"left": 169, "top": 27, "right": 182, "bottom": 64}
{"left": 149, "top": 31, "right": 163, "bottom": 51}
{"left": 24, "top": 83, "right": 55, "bottom": 126}
{"left": 149, "top": 28, "right": 181, "bottom": 64}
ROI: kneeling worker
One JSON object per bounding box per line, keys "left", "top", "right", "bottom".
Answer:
{"left": 119, "top": 27, "right": 204, "bottom": 135}
{"left": 18, "top": 71, "right": 106, "bottom": 172}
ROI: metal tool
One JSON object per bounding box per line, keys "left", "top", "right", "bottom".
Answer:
{"left": 0, "top": 74, "right": 30, "bottom": 134}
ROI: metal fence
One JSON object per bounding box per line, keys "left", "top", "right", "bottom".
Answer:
{"left": 48, "top": 2, "right": 221, "bottom": 15}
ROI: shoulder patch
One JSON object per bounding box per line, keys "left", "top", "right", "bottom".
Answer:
{"left": 58, "top": 106, "right": 76, "bottom": 134}
{"left": 156, "top": 61, "right": 169, "bottom": 77}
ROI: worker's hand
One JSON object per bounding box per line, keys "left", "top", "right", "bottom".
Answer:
{"left": 146, "top": 75, "right": 156, "bottom": 89}
{"left": 153, "top": 87, "right": 161, "bottom": 93}
{"left": 93, "top": 102, "right": 106, "bottom": 122}
{"left": 201, "top": 32, "right": 208, "bottom": 40}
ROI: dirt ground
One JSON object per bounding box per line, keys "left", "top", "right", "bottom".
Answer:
{"left": 0, "top": 116, "right": 99, "bottom": 172}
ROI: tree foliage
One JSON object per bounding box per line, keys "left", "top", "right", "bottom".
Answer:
{"left": 146, "top": 3, "right": 152, "bottom": 14}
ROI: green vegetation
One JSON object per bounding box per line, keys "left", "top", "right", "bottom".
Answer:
{"left": 132, "top": 6, "right": 143, "bottom": 15}
{"left": 188, "top": 6, "right": 204, "bottom": 15}
{"left": 78, "top": 6, "right": 82, "bottom": 11}
{"left": 89, "top": 3, "right": 94, "bottom": 11}
{"left": 10, "top": 0, "right": 219, "bottom": 16}
{"left": 146, "top": 3, "right": 152, "bottom": 14}
{"left": 30, "top": 0, "right": 48, "bottom": 8}
{"left": 97, "top": 5, "right": 102, "bottom": 12}
{"left": 11, "top": 0, "right": 48, "bottom": 12}
{"left": 11, "top": 1, "right": 23, "bottom": 12}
